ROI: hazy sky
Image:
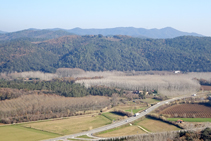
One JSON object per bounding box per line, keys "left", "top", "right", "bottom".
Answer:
{"left": 1, "top": 0, "right": 211, "bottom": 36}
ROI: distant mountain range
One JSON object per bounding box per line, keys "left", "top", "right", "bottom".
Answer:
{"left": 67, "top": 27, "right": 203, "bottom": 38}
{"left": 0, "top": 27, "right": 203, "bottom": 40}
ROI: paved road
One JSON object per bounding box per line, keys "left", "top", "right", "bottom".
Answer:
{"left": 43, "top": 95, "right": 191, "bottom": 141}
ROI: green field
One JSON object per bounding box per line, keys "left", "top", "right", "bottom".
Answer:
{"left": 141, "top": 98, "right": 160, "bottom": 104}
{"left": 125, "top": 108, "right": 144, "bottom": 114}
{"left": 96, "top": 124, "right": 145, "bottom": 137}
{"left": 77, "top": 135, "right": 94, "bottom": 139}
{"left": 0, "top": 114, "right": 115, "bottom": 141}
{"left": 102, "top": 112, "right": 125, "bottom": 121}
{"left": 23, "top": 114, "right": 111, "bottom": 135}
{"left": 0, "top": 125, "right": 59, "bottom": 141}
{"left": 137, "top": 118, "right": 180, "bottom": 132}
{"left": 168, "top": 118, "right": 211, "bottom": 122}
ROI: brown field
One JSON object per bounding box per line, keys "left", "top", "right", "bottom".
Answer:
{"left": 201, "top": 85, "right": 211, "bottom": 91}
{"left": 160, "top": 104, "right": 211, "bottom": 118}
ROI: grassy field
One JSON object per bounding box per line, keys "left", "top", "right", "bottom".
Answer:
{"left": 96, "top": 125, "right": 145, "bottom": 137}
{"left": 168, "top": 118, "right": 211, "bottom": 122}
{"left": 137, "top": 118, "right": 180, "bottom": 132}
{"left": 77, "top": 135, "right": 94, "bottom": 139}
{"left": 141, "top": 98, "right": 160, "bottom": 104}
{"left": 96, "top": 118, "right": 180, "bottom": 138}
{"left": 0, "top": 125, "right": 59, "bottom": 141}
{"left": 23, "top": 114, "right": 111, "bottom": 135}
{"left": 113, "top": 105, "right": 147, "bottom": 113}
{"left": 125, "top": 108, "right": 144, "bottom": 114}
{"left": 102, "top": 112, "right": 125, "bottom": 121}
{"left": 113, "top": 104, "right": 146, "bottom": 110}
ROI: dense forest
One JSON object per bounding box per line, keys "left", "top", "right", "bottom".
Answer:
{"left": 0, "top": 35, "right": 211, "bottom": 73}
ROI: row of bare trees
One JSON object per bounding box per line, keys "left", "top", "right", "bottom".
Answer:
{"left": 1, "top": 69, "right": 211, "bottom": 80}
{"left": 0, "top": 93, "right": 110, "bottom": 124}
{"left": 76, "top": 74, "right": 201, "bottom": 96}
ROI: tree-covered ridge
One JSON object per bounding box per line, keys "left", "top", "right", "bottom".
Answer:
{"left": 0, "top": 35, "right": 211, "bottom": 72}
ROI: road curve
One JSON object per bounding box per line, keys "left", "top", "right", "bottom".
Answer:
{"left": 43, "top": 95, "right": 191, "bottom": 141}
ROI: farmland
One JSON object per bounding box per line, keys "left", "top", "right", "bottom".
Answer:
{"left": 201, "top": 85, "right": 211, "bottom": 91}
{"left": 101, "top": 112, "right": 126, "bottom": 121}
{"left": 23, "top": 114, "right": 111, "bottom": 135}
{"left": 0, "top": 125, "right": 59, "bottom": 141}
{"left": 0, "top": 71, "right": 211, "bottom": 140}
{"left": 125, "top": 108, "right": 145, "bottom": 114}
{"left": 160, "top": 104, "right": 211, "bottom": 118}
{"left": 96, "top": 125, "right": 145, "bottom": 137}
{"left": 168, "top": 118, "right": 211, "bottom": 122}
{"left": 141, "top": 98, "right": 161, "bottom": 104}
{"left": 136, "top": 118, "right": 180, "bottom": 132}
{"left": 96, "top": 118, "right": 180, "bottom": 138}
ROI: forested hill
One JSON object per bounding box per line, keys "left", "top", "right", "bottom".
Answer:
{"left": 0, "top": 35, "right": 211, "bottom": 73}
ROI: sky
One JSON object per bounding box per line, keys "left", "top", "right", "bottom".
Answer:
{"left": 0, "top": 0, "right": 211, "bottom": 36}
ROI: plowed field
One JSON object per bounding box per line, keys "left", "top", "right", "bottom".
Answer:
{"left": 201, "top": 85, "right": 211, "bottom": 90}
{"left": 160, "top": 104, "right": 211, "bottom": 118}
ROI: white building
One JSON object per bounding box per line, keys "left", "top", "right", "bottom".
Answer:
{"left": 175, "top": 71, "right": 180, "bottom": 74}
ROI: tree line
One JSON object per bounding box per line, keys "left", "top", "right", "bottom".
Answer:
{"left": 0, "top": 79, "right": 123, "bottom": 99}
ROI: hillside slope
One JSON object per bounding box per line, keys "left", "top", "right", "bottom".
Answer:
{"left": 0, "top": 35, "right": 211, "bottom": 73}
